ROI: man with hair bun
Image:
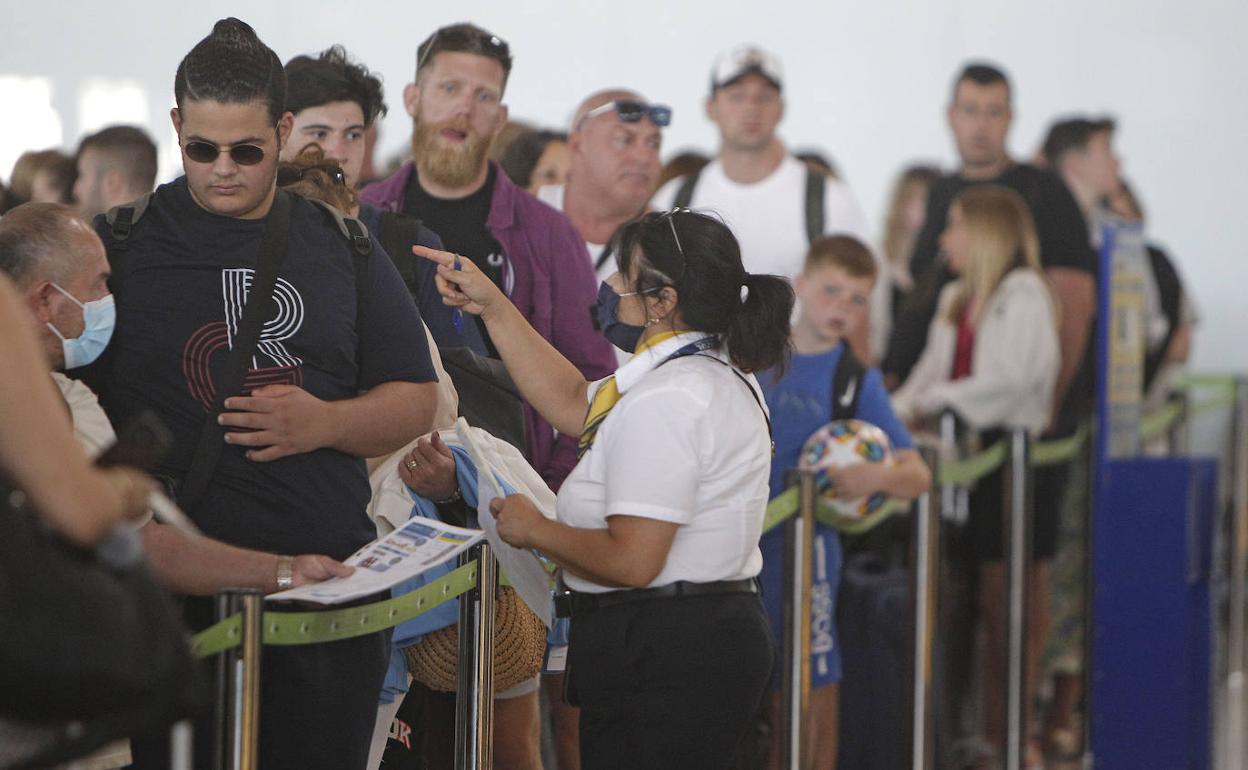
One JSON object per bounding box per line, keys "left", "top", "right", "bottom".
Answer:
{"left": 83, "top": 19, "right": 439, "bottom": 770}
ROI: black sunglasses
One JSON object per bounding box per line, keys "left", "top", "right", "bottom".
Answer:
{"left": 581, "top": 100, "right": 672, "bottom": 128}
{"left": 184, "top": 141, "right": 266, "bottom": 166}
{"left": 276, "top": 163, "right": 347, "bottom": 188}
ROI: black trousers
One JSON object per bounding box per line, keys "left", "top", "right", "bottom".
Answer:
{"left": 567, "top": 591, "right": 773, "bottom": 770}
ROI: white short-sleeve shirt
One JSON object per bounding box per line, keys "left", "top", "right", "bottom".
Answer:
{"left": 556, "top": 333, "right": 772, "bottom": 594}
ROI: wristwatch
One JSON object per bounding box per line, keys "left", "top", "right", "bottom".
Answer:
{"left": 433, "top": 485, "right": 463, "bottom": 506}
{"left": 275, "top": 555, "right": 295, "bottom": 591}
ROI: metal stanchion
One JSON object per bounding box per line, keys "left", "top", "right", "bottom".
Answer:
{"left": 170, "top": 720, "right": 193, "bottom": 770}
{"left": 455, "top": 543, "right": 496, "bottom": 770}
{"left": 1168, "top": 390, "right": 1191, "bottom": 455}
{"left": 780, "top": 470, "right": 817, "bottom": 769}
{"left": 1003, "top": 430, "right": 1033, "bottom": 770}
{"left": 940, "top": 414, "right": 959, "bottom": 522}
{"left": 1226, "top": 379, "right": 1248, "bottom": 770}
{"left": 911, "top": 445, "right": 941, "bottom": 770}
{"left": 213, "top": 588, "right": 263, "bottom": 770}
{"left": 212, "top": 594, "right": 231, "bottom": 770}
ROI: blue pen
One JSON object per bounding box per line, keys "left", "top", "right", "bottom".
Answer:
{"left": 451, "top": 255, "right": 464, "bottom": 334}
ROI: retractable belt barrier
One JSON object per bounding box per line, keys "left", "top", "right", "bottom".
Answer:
{"left": 181, "top": 375, "right": 1240, "bottom": 770}
{"left": 189, "top": 375, "right": 1240, "bottom": 660}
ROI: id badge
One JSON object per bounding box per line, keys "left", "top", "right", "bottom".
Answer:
{"left": 543, "top": 644, "right": 569, "bottom": 674}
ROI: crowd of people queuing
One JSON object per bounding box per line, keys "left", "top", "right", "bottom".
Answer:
{"left": 0, "top": 14, "right": 1195, "bottom": 770}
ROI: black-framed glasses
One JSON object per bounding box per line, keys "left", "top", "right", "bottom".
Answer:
{"left": 184, "top": 141, "right": 266, "bottom": 166}
{"left": 416, "top": 27, "right": 511, "bottom": 75}
{"left": 581, "top": 100, "right": 672, "bottom": 128}
{"left": 276, "top": 163, "right": 347, "bottom": 188}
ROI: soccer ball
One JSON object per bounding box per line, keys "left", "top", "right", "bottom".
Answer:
{"left": 798, "top": 419, "right": 895, "bottom": 525}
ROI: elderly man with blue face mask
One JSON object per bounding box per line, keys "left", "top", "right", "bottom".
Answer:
{"left": 0, "top": 202, "right": 119, "bottom": 457}
{"left": 0, "top": 203, "right": 116, "bottom": 371}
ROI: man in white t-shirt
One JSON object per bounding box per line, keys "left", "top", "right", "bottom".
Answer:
{"left": 538, "top": 89, "right": 669, "bottom": 281}
{"left": 653, "top": 44, "right": 888, "bottom": 360}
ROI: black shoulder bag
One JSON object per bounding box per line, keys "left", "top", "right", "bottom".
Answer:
{"left": 177, "top": 190, "right": 294, "bottom": 512}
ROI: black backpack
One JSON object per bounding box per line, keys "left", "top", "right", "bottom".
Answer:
{"left": 375, "top": 210, "right": 528, "bottom": 453}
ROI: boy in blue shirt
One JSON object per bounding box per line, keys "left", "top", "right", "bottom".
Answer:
{"left": 760, "top": 235, "right": 931, "bottom": 769}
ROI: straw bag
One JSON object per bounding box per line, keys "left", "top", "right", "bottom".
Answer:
{"left": 405, "top": 586, "right": 545, "bottom": 692}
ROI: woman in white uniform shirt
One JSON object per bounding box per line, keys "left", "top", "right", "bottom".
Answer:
{"left": 416, "top": 210, "right": 793, "bottom": 769}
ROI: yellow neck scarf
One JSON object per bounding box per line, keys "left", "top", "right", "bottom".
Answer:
{"left": 576, "top": 331, "right": 681, "bottom": 459}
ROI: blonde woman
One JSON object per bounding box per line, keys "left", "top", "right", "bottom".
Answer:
{"left": 881, "top": 164, "right": 940, "bottom": 311}
{"left": 892, "top": 184, "right": 1059, "bottom": 770}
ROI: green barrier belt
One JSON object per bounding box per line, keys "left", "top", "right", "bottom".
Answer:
{"left": 938, "top": 440, "right": 1008, "bottom": 486}
{"left": 1138, "top": 401, "right": 1184, "bottom": 441}
{"left": 761, "top": 485, "right": 905, "bottom": 536}
{"left": 191, "top": 562, "right": 478, "bottom": 658}
{"left": 1033, "top": 422, "right": 1090, "bottom": 467}
{"left": 1179, "top": 373, "right": 1239, "bottom": 389}
{"left": 191, "top": 375, "right": 1241, "bottom": 658}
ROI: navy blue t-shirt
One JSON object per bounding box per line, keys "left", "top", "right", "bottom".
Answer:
{"left": 89, "top": 178, "right": 436, "bottom": 559}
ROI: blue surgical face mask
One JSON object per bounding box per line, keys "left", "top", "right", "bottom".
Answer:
{"left": 46, "top": 283, "right": 115, "bottom": 369}
{"left": 594, "top": 281, "right": 651, "bottom": 353}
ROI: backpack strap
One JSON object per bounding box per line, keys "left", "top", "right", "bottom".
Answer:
{"left": 804, "top": 166, "right": 825, "bottom": 244}
{"left": 376, "top": 210, "right": 424, "bottom": 298}
{"left": 177, "top": 190, "right": 294, "bottom": 513}
{"left": 105, "top": 193, "right": 155, "bottom": 242}
{"left": 830, "top": 344, "right": 866, "bottom": 421}
{"left": 305, "top": 198, "right": 372, "bottom": 256}
{"left": 671, "top": 168, "right": 703, "bottom": 209}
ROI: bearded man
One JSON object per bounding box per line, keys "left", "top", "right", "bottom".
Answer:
{"left": 361, "top": 23, "right": 614, "bottom": 495}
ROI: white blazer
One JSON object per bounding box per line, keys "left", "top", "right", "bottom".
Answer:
{"left": 892, "top": 268, "right": 1060, "bottom": 433}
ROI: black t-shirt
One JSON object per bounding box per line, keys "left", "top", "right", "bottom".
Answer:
{"left": 88, "top": 178, "right": 436, "bottom": 559}
{"left": 403, "top": 166, "right": 506, "bottom": 353}
{"left": 883, "top": 163, "right": 1097, "bottom": 434}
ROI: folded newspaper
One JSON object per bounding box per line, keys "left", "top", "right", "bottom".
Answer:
{"left": 267, "top": 516, "right": 484, "bottom": 604}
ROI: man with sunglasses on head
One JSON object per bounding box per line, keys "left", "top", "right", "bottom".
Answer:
{"left": 81, "top": 19, "right": 439, "bottom": 770}
{"left": 653, "top": 44, "right": 885, "bottom": 360}
{"left": 361, "top": 23, "right": 615, "bottom": 493}
{"left": 537, "top": 90, "right": 669, "bottom": 283}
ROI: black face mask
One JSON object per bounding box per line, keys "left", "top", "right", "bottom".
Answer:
{"left": 593, "top": 282, "right": 650, "bottom": 353}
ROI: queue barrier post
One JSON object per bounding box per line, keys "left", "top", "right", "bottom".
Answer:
{"left": 911, "top": 444, "right": 941, "bottom": 770}
{"left": 1169, "top": 389, "right": 1191, "bottom": 455}
{"left": 170, "top": 720, "right": 193, "bottom": 770}
{"left": 780, "top": 469, "right": 817, "bottom": 769}
{"left": 1225, "top": 378, "right": 1248, "bottom": 769}
{"left": 1003, "top": 429, "right": 1033, "bottom": 770}
{"left": 212, "top": 588, "right": 262, "bottom": 770}
{"left": 454, "top": 542, "right": 496, "bottom": 770}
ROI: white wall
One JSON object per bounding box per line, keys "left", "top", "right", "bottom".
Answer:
{"left": 2, "top": 0, "right": 1243, "bottom": 371}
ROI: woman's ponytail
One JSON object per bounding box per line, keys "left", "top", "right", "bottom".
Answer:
{"left": 724, "top": 273, "right": 793, "bottom": 373}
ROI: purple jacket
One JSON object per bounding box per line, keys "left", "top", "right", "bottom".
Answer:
{"left": 361, "top": 161, "right": 616, "bottom": 490}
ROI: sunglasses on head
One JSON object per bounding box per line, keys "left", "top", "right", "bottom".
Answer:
{"left": 416, "top": 28, "right": 511, "bottom": 74}
{"left": 276, "top": 163, "right": 347, "bottom": 188}
{"left": 183, "top": 141, "right": 266, "bottom": 166}
{"left": 581, "top": 100, "right": 673, "bottom": 128}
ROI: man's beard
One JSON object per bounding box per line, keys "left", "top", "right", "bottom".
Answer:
{"left": 412, "top": 118, "right": 492, "bottom": 189}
